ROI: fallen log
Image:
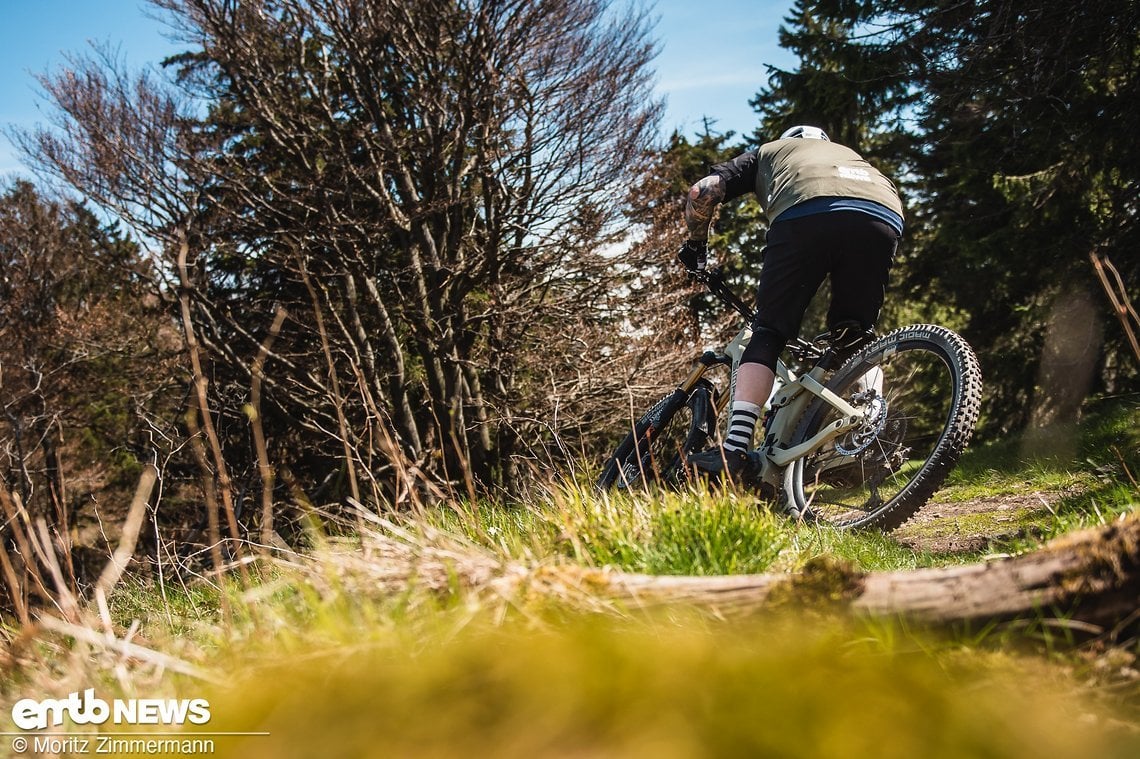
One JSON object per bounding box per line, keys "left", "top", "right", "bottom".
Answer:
{"left": 601, "top": 512, "right": 1140, "bottom": 634}
{"left": 352, "top": 511, "right": 1138, "bottom": 636}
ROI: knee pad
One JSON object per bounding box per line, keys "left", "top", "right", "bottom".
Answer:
{"left": 741, "top": 325, "right": 786, "bottom": 372}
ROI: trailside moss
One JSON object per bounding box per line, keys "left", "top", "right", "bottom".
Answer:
{"left": 765, "top": 555, "right": 866, "bottom": 609}
{"left": 1056, "top": 511, "right": 1140, "bottom": 597}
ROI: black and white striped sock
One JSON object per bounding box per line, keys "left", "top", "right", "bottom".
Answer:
{"left": 723, "top": 400, "right": 762, "bottom": 453}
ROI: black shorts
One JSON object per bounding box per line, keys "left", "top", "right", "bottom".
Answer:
{"left": 745, "top": 211, "right": 898, "bottom": 366}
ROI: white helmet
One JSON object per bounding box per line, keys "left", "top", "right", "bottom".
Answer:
{"left": 780, "top": 125, "right": 830, "bottom": 141}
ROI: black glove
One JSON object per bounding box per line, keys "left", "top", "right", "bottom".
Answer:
{"left": 677, "top": 239, "right": 708, "bottom": 273}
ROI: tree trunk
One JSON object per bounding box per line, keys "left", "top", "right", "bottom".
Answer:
{"left": 1023, "top": 286, "right": 1103, "bottom": 458}
{"left": 600, "top": 514, "right": 1140, "bottom": 634}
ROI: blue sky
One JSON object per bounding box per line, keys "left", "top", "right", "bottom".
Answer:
{"left": 0, "top": 0, "right": 797, "bottom": 179}
{"left": 653, "top": 0, "right": 796, "bottom": 138}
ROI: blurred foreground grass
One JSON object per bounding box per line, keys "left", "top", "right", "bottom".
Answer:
{"left": 198, "top": 610, "right": 1140, "bottom": 759}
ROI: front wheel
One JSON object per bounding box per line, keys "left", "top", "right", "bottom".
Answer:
{"left": 788, "top": 324, "right": 982, "bottom": 530}
{"left": 596, "top": 380, "right": 717, "bottom": 491}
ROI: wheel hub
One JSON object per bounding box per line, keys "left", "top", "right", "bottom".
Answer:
{"left": 835, "top": 392, "right": 889, "bottom": 456}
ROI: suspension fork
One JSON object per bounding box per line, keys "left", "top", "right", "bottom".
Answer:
{"left": 678, "top": 350, "right": 733, "bottom": 396}
{"left": 671, "top": 351, "right": 732, "bottom": 447}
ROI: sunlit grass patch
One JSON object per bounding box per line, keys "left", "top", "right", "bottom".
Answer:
{"left": 943, "top": 396, "right": 1140, "bottom": 500}
{"left": 923, "top": 397, "right": 1140, "bottom": 554}
{"left": 424, "top": 483, "right": 792, "bottom": 576}
{"left": 939, "top": 461, "right": 1090, "bottom": 503}
{"left": 423, "top": 482, "right": 951, "bottom": 578}
{"left": 940, "top": 426, "right": 1094, "bottom": 502}
{"left": 554, "top": 486, "right": 788, "bottom": 576}
{"left": 777, "top": 521, "right": 944, "bottom": 571}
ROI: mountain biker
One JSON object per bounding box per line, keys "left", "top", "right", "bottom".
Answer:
{"left": 678, "top": 125, "right": 904, "bottom": 479}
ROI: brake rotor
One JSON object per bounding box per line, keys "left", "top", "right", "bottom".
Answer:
{"left": 835, "top": 394, "right": 889, "bottom": 456}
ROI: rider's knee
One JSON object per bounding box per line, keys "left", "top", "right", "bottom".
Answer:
{"left": 741, "top": 324, "right": 786, "bottom": 371}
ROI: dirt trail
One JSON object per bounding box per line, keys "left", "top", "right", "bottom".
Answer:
{"left": 892, "top": 490, "right": 1076, "bottom": 554}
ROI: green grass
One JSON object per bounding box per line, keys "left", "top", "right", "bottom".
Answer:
{"left": 428, "top": 483, "right": 949, "bottom": 578}
{"left": 938, "top": 424, "right": 1097, "bottom": 504}
{"left": 944, "top": 396, "right": 1139, "bottom": 499}
{"left": 551, "top": 487, "right": 788, "bottom": 575}
{"left": 2, "top": 398, "right": 1139, "bottom": 757}
{"left": 893, "top": 396, "right": 1140, "bottom": 555}
{"left": 8, "top": 549, "right": 1136, "bottom": 759}
{"left": 7, "top": 538, "right": 1134, "bottom": 759}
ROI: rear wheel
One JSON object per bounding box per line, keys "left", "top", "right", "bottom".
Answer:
{"left": 596, "top": 380, "right": 717, "bottom": 491}
{"left": 788, "top": 325, "right": 982, "bottom": 530}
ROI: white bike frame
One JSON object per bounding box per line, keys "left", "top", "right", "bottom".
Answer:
{"left": 677, "top": 322, "right": 871, "bottom": 500}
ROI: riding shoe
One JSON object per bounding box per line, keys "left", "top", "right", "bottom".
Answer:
{"left": 686, "top": 446, "right": 759, "bottom": 483}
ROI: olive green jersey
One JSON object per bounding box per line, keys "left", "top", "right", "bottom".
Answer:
{"left": 713, "top": 138, "right": 904, "bottom": 224}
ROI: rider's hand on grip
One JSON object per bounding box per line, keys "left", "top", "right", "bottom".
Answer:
{"left": 677, "top": 239, "right": 708, "bottom": 274}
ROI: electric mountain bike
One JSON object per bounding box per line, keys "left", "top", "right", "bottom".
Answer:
{"left": 596, "top": 267, "right": 983, "bottom": 531}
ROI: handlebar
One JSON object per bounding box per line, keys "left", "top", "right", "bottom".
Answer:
{"left": 692, "top": 266, "right": 756, "bottom": 322}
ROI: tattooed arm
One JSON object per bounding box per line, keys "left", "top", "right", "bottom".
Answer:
{"left": 684, "top": 150, "right": 759, "bottom": 239}
{"left": 684, "top": 174, "right": 726, "bottom": 241}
